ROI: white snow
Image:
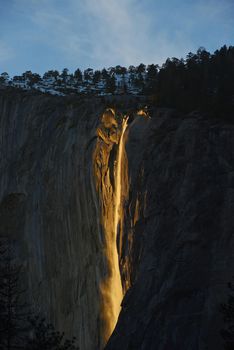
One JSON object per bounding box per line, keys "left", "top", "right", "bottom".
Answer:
{"left": 1, "top": 69, "right": 148, "bottom": 97}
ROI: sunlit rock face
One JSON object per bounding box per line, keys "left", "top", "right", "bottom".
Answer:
{"left": 93, "top": 108, "right": 124, "bottom": 347}
{"left": 106, "top": 111, "right": 234, "bottom": 350}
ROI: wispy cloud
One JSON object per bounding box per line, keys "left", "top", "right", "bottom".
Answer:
{"left": 52, "top": 0, "right": 192, "bottom": 67}
{"left": 22, "top": 0, "right": 154, "bottom": 68}
{"left": 79, "top": 0, "right": 151, "bottom": 66}
{"left": 1, "top": 0, "right": 234, "bottom": 75}
{"left": 0, "top": 40, "right": 14, "bottom": 64}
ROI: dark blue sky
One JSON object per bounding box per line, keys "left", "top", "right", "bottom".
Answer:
{"left": 0, "top": 0, "right": 233, "bottom": 76}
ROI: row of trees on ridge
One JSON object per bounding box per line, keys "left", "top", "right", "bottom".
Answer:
{"left": 0, "top": 45, "right": 233, "bottom": 117}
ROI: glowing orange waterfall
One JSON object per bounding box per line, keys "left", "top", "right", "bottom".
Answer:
{"left": 112, "top": 116, "right": 129, "bottom": 312}
{"left": 114, "top": 117, "right": 129, "bottom": 249}
{"left": 100, "top": 116, "right": 128, "bottom": 346}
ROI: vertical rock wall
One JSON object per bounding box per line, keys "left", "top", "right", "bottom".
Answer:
{"left": 2, "top": 89, "right": 234, "bottom": 350}
{"left": 0, "top": 91, "right": 135, "bottom": 349}
{"left": 0, "top": 91, "right": 108, "bottom": 350}
{"left": 106, "top": 111, "right": 234, "bottom": 350}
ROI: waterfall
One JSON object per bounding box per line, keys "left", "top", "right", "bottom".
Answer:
{"left": 108, "top": 116, "right": 128, "bottom": 334}
{"left": 99, "top": 116, "right": 128, "bottom": 346}
{"left": 114, "top": 117, "right": 129, "bottom": 246}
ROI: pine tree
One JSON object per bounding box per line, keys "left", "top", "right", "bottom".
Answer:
{"left": 74, "top": 69, "right": 82, "bottom": 82}
{"left": 105, "top": 75, "right": 116, "bottom": 94}
{"left": 84, "top": 68, "right": 93, "bottom": 81}
{"left": 0, "top": 239, "right": 30, "bottom": 349}
{"left": 93, "top": 70, "right": 101, "bottom": 84}
{"left": 25, "top": 316, "right": 79, "bottom": 350}
{"left": 61, "top": 68, "right": 69, "bottom": 83}
{"left": 0, "top": 240, "right": 79, "bottom": 349}
{"left": 0, "top": 72, "right": 9, "bottom": 84}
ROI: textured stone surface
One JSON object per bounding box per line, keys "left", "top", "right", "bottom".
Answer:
{"left": 0, "top": 89, "right": 108, "bottom": 349}
{"left": 1, "top": 89, "right": 234, "bottom": 350}
{"left": 106, "top": 111, "right": 234, "bottom": 350}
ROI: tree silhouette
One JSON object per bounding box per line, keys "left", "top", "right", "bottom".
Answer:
{"left": 0, "top": 72, "right": 9, "bottom": 84}
{"left": 93, "top": 70, "right": 101, "bottom": 84}
{"left": 0, "top": 239, "right": 79, "bottom": 350}
{"left": 74, "top": 69, "right": 82, "bottom": 82}
{"left": 61, "top": 69, "right": 69, "bottom": 83}
{"left": 25, "top": 316, "right": 79, "bottom": 350}
{"left": 220, "top": 281, "right": 234, "bottom": 350}
{"left": 105, "top": 75, "right": 116, "bottom": 94}
{"left": 0, "top": 239, "right": 29, "bottom": 349}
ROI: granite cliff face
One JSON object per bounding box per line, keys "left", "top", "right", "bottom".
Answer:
{"left": 107, "top": 110, "right": 234, "bottom": 350}
{"left": 0, "top": 89, "right": 234, "bottom": 350}
{"left": 0, "top": 89, "right": 109, "bottom": 349}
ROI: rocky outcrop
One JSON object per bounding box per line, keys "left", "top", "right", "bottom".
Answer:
{"left": 1, "top": 88, "right": 234, "bottom": 350}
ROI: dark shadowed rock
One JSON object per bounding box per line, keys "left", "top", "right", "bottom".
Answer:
{"left": 106, "top": 112, "right": 234, "bottom": 350}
